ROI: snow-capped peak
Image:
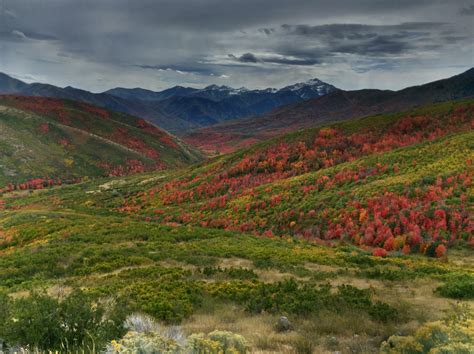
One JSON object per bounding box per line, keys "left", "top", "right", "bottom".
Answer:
{"left": 304, "top": 78, "right": 325, "bottom": 86}
{"left": 229, "top": 87, "right": 249, "bottom": 95}
{"left": 279, "top": 78, "right": 326, "bottom": 92}
{"left": 276, "top": 78, "right": 336, "bottom": 99}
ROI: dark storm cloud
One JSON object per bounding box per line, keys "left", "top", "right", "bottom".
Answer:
{"left": 134, "top": 64, "right": 219, "bottom": 76}
{"left": 0, "top": 0, "right": 472, "bottom": 91}
{"left": 228, "top": 52, "right": 321, "bottom": 66}
{"left": 13, "top": 0, "right": 435, "bottom": 32}
{"left": 229, "top": 53, "right": 260, "bottom": 63}
{"left": 460, "top": 5, "right": 474, "bottom": 15}
{"left": 268, "top": 22, "right": 449, "bottom": 57}
{"left": 228, "top": 21, "right": 471, "bottom": 73}
{"left": 267, "top": 57, "right": 322, "bottom": 65}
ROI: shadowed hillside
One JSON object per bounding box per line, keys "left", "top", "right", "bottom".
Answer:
{"left": 0, "top": 95, "right": 202, "bottom": 190}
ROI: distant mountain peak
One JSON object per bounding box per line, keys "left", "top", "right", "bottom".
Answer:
{"left": 203, "top": 84, "right": 232, "bottom": 91}
{"left": 305, "top": 78, "right": 326, "bottom": 85}
{"left": 280, "top": 77, "right": 331, "bottom": 90}
{"left": 277, "top": 78, "right": 337, "bottom": 99}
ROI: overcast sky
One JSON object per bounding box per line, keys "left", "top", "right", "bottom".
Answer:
{"left": 0, "top": 0, "right": 473, "bottom": 92}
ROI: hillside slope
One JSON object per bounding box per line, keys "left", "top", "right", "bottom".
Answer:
{"left": 0, "top": 96, "right": 202, "bottom": 189}
{"left": 120, "top": 99, "right": 474, "bottom": 254}
{"left": 0, "top": 99, "right": 472, "bottom": 353}
{"left": 185, "top": 68, "right": 474, "bottom": 153}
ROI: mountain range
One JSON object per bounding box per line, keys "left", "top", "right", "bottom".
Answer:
{"left": 2, "top": 68, "right": 473, "bottom": 157}
{"left": 184, "top": 68, "right": 474, "bottom": 153}
{"left": 0, "top": 73, "right": 336, "bottom": 133}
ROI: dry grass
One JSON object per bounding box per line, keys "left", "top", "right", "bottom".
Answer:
{"left": 181, "top": 255, "right": 474, "bottom": 353}
{"left": 219, "top": 257, "right": 254, "bottom": 268}
{"left": 181, "top": 299, "right": 318, "bottom": 353}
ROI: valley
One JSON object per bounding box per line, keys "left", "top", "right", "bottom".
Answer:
{"left": 0, "top": 87, "right": 472, "bottom": 352}
{"left": 2, "top": 1, "right": 473, "bottom": 352}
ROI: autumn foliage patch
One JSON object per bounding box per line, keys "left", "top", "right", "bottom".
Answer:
{"left": 119, "top": 101, "right": 474, "bottom": 256}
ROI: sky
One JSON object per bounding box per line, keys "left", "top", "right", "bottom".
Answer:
{"left": 0, "top": 0, "right": 473, "bottom": 92}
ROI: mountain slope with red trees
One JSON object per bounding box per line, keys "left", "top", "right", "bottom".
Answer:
{"left": 0, "top": 95, "right": 202, "bottom": 190}
{"left": 117, "top": 99, "right": 474, "bottom": 256}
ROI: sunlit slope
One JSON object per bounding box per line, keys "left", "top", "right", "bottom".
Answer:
{"left": 114, "top": 99, "right": 474, "bottom": 254}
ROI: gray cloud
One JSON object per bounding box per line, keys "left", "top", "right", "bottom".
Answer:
{"left": 230, "top": 53, "right": 261, "bottom": 63}
{"left": 0, "top": 29, "right": 58, "bottom": 43}
{"left": 268, "top": 22, "right": 451, "bottom": 57}
{"left": 460, "top": 5, "right": 474, "bottom": 15}
{"left": 228, "top": 52, "right": 321, "bottom": 66}
{"left": 233, "top": 21, "right": 472, "bottom": 75}
{"left": 0, "top": 0, "right": 472, "bottom": 92}
{"left": 135, "top": 64, "right": 217, "bottom": 76}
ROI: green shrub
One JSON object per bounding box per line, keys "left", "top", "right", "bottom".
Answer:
{"left": 188, "top": 330, "right": 248, "bottom": 353}
{"left": 381, "top": 303, "right": 473, "bottom": 353}
{"left": 436, "top": 274, "right": 474, "bottom": 299}
{"left": 126, "top": 279, "right": 203, "bottom": 323}
{"left": 200, "top": 266, "right": 258, "bottom": 280}
{"left": 108, "top": 331, "right": 182, "bottom": 353}
{"left": 363, "top": 267, "right": 416, "bottom": 281}
{"left": 212, "top": 279, "right": 397, "bottom": 322}
{"left": 245, "top": 279, "right": 328, "bottom": 315}
{"left": 0, "top": 290, "right": 126, "bottom": 352}
{"left": 368, "top": 301, "right": 399, "bottom": 323}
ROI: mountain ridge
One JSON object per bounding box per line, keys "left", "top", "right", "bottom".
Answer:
{"left": 0, "top": 73, "right": 337, "bottom": 134}
{"left": 184, "top": 67, "right": 474, "bottom": 154}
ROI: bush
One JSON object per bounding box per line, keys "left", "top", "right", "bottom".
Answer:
{"left": 107, "top": 331, "right": 182, "bottom": 353}
{"left": 126, "top": 279, "right": 203, "bottom": 323}
{"left": 436, "top": 274, "right": 474, "bottom": 299}
{"left": 381, "top": 320, "right": 474, "bottom": 353}
{"left": 200, "top": 266, "right": 258, "bottom": 280}
{"left": 0, "top": 290, "right": 126, "bottom": 352}
{"left": 373, "top": 248, "right": 388, "bottom": 257}
{"left": 108, "top": 329, "right": 248, "bottom": 353}
{"left": 213, "top": 279, "right": 398, "bottom": 323}
{"left": 381, "top": 303, "right": 473, "bottom": 353}
{"left": 245, "top": 279, "right": 328, "bottom": 315}
{"left": 188, "top": 330, "right": 248, "bottom": 353}
{"left": 368, "top": 301, "right": 399, "bottom": 323}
